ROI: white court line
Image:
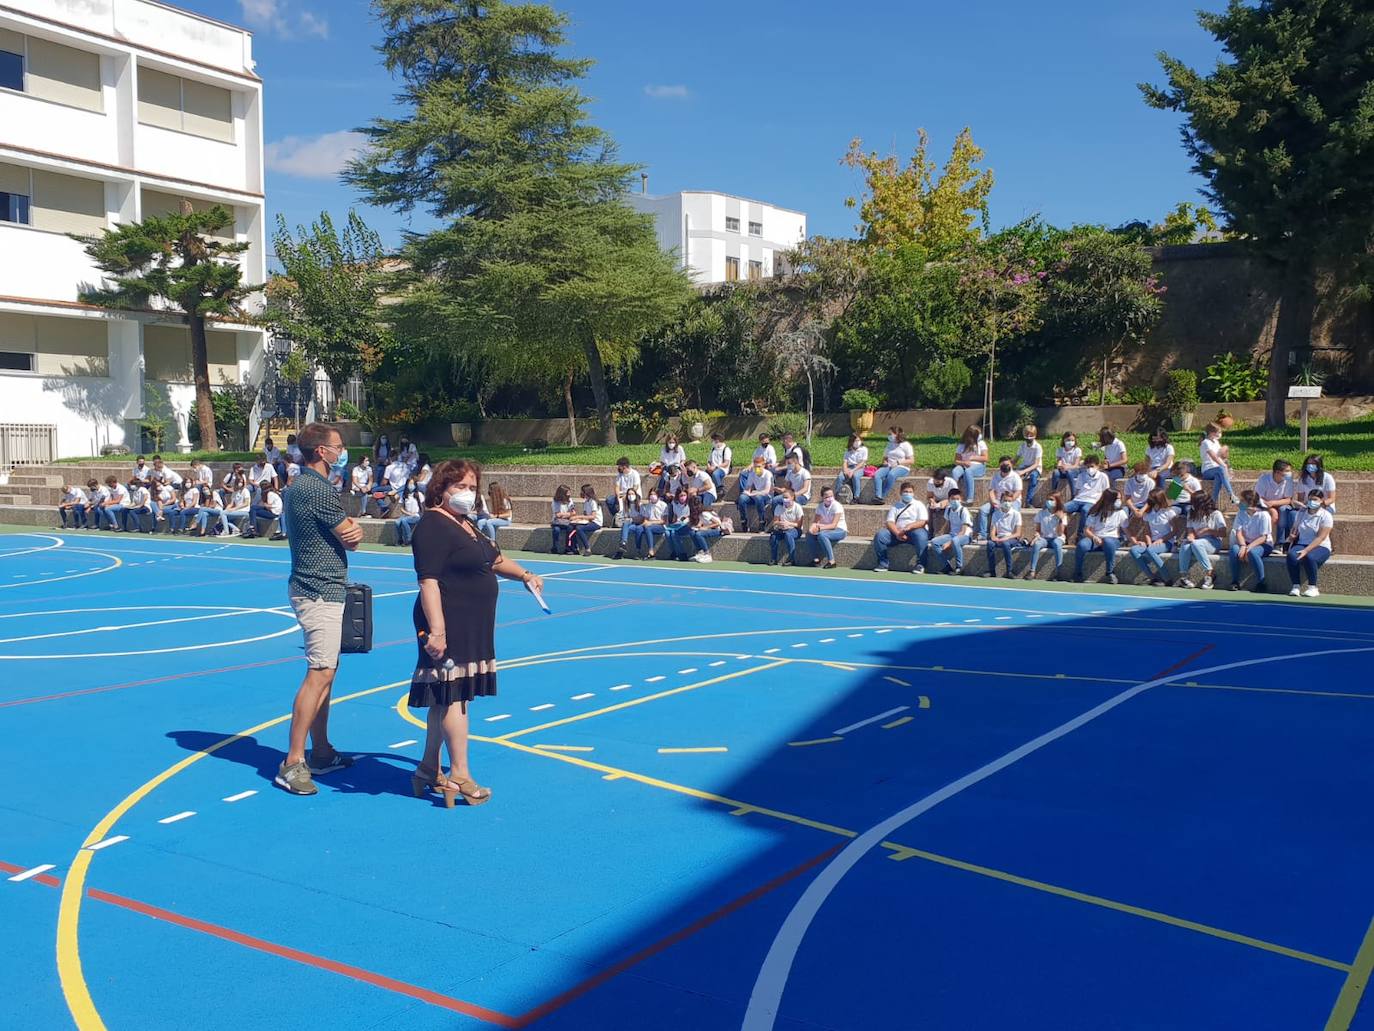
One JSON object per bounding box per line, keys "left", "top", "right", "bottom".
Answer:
{"left": 678, "top": 667, "right": 698, "bottom": 674}
{"left": 485, "top": 713, "right": 512, "bottom": 722}
{"left": 819, "top": 638, "right": 836, "bottom": 643}
{"left": 0, "top": 534, "right": 64, "bottom": 559}
{"left": 883, "top": 676, "right": 911, "bottom": 687}
{"left": 646, "top": 675, "right": 665, "bottom": 683}
{"left": 158, "top": 811, "right": 195, "bottom": 825}
{"left": 610, "top": 684, "right": 632, "bottom": 691}
{"left": 571, "top": 692, "right": 594, "bottom": 701}
{"left": 875, "top": 628, "right": 893, "bottom": 634}
{"left": 708, "top": 661, "right": 726, "bottom": 667}
{"left": 0, "top": 605, "right": 295, "bottom": 646}
{"left": 847, "top": 633, "right": 863, "bottom": 638}
{"left": 791, "top": 643, "right": 807, "bottom": 649}
{"left": 740, "top": 641, "right": 1374, "bottom": 1031}
{"left": 388, "top": 740, "right": 417, "bottom": 749}
{"left": 530, "top": 703, "right": 555, "bottom": 711}
{"left": 8, "top": 864, "right": 55, "bottom": 882}
{"left": 85, "top": 836, "right": 128, "bottom": 852}
{"left": 833, "top": 706, "right": 909, "bottom": 736}
{"left": 764, "top": 648, "right": 781, "bottom": 654}
{"left": 222, "top": 790, "right": 256, "bottom": 803}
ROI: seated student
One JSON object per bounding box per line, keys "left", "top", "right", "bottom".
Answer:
{"left": 264, "top": 436, "right": 283, "bottom": 469}
{"left": 1064, "top": 454, "right": 1109, "bottom": 541}
{"left": 1026, "top": 492, "right": 1068, "bottom": 580}
{"left": 1122, "top": 459, "right": 1155, "bottom": 519}
{"left": 149, "top": 455, "right": 182, "bottom": 488}
{"left": 611, "top": 488, "right": 644, "bottom": 559}
{"left": 1175, "top": 491, "right": 1227, "bottom": 589}
{"left": 662, "top": 463, "right": 687, "bottom": 501}
{"left": 130, "top": 455, "right": 152, "bottom": 487}
{"left": 1051, "top": 431, "right": 1082, "bottom": 494}
{"left": 1128, "top": 489, "right": 1181, "bottom": 587}
{"left": 194, "top": 487, "right": 230, "bottom": 537}
{"left": 82, "top": 479, "right": 107, "bottom": 529}
{"left": 1166, "top": 460, "right": 1203, "bottom": 518}
{"left": 1199, "top": 422, "right": 1239, "bottom": 506}
{"left": 188, "top": 458, "right": 214, "bottom": 490}
{"left": 398, "top": 436, "right": 420, "bottom": 473}
{"left": 1074, "top": 489, "right": 1128, "bottom": 584}
{"left": 223, "top": 479, "right": 253, "bottom": 536}
{"left": 221, "top": 462, "right": 246, "bottom": 494}
{"left": 874, "top": 426, "right": 916, "bottom": 504}
{"left": 653, "top": 434, "right": 688, "bottom": 495}
{"left": 1297, "top": 453, "right": 1337, "bottom": 511}
{"left": 248, "top": 453, "right": 278, "bottom": 499}
{"left": 951, "top": 424, "right": 988, "bottom": 502}
{"left": 285, "top": 433, "right": 302, "bottom": 465}
{"left": 806, "top": 485, "right": 848, "bottom": 569}
{"left": 373, "top": 432, "right": 393, "bottom": 468}
{"left": 604, "top": 457, "right": 642, "bottom": 525}
{"left": 1228, "top": 489, "right": 1273, "bottom": 592}
{"left": 549, "top": 484, "right": 576, "bottom": 555}
{"left": 414, "top": 454, "right": 432, "bottom": 494}
{"left": 1145, "top": 428, "right": 1176, "bottom": 486}
{"left": 682, "top": 459, "right": 716, "bottom": 505}
{"left": 174, "top": 483, "right": 202, "bottom": 535}
{"left": 975, "top": 456, "right": 1022, "bottom": 541}
{"left": 686, "top": 501, "right": 724, "bottom": 563}
{"left": 735, "top": 459, "right": 774, "bottom": 532}
{"left": 769, "top": 487, "right": 806, "bottom": 566}
{"left": 925, "top": 468, "right": 958, "bottom": 535}
{"left": 778, "top": 432, "right": 811, "bottom": 472}
{"left": 706, "top": 433, "right": 733, "bottom": 495}
{"left": 984, "top": 495, "right": 1025, "bottom": 579}
{"left": 153, "top": 480, "right": 180, "bottom": 533}
{"left": 330, "top": 443, "right": 351, "bottom": 488}
{"left": 1286, "top": 489, "right": 1334, "bottom": 598}
{"left": 634, "top": 489, "right": 669, "bottom": 559}
{"left": 123, "top": 479, "right": 155, "bottom": 533}
{"left": 97, "top": 476, "right": 131, "bottom": 531}
{"left": 1097, "top": 426, "right": 1128, "bottom": 487}
{"left": 772, "top": 453, "right": 811, "bottom": 518}
{"left": 246, "top": 480, "right": 285, "bottom": 540}
{"left": 284, "top": 459, "right": 301, "bottom": 486}
{"left": 928, "top": 488, "right": 973, "bottom": 574}
{"left": 568, "top": 483, "right": 603, "bottom": 556}
{"left": 665, "top": 489, "right": 695, "bottom": 561}
{"left": 476, "top": 483, "right": 513, "bottom": 543}
{"left": 57, "top": 482, "right": 88, "bottom": 530}
{"left": 739, "top": 433, "right": 777, "bottom": 490}
{"left": 393, "top": 478, "right": 424, "bottom": 546}
{"left": 873, "top": 481, "right": 929, "bottom": 574}
{"left": 835, "top": 433, "right": 870, "bottom": 502}
{"left": 1255, "top": 459, "right": 1297, "bottom": 552}
{"left": 351, "top": 455, "right": 374, "bottom": 494}
{"left": 376, "top": 453, "right": 411, "bottom": 517}
{"left": 1015, "top": 425, "right": 1043, "bottom": 504}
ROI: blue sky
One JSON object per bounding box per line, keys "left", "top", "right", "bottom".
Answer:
{"left": 186, "top": 0, "right": 1224, "bottom": 249}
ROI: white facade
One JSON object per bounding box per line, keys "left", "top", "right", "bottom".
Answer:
{"left": 627, "top": 190, "right": 807, "bottom": 286}
{"left": 0, "top": 0, "right": 266, "bottom": 458}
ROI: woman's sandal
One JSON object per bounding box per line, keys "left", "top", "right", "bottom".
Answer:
{"left": 441, "top": 777, "right": 492, "bottom": 808}
{"left": 410, "top": 764, "right": 446, "bottom": 797}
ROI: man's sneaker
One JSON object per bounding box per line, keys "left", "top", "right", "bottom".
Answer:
{"left": 911, "top": 565, "right": 924, "bottom": 575}
{"left": 1288, "top": 585, "right": 1302, "bottom": 597}
{"left": 307, "top": 748, "right": 355, "bottom": 775}
{"left": 1302, "top": 585, "right": 1320, "bottom": 598}
{"left": 691, "top": 552, "right": 713, "bottom": 562}
{"left": 275, "top": 760, "right": 317, "bottom": 795}
{"left": 1200, "top": 575, "right": 1214, "bottom": 590}
{"left": 874, "top": 563, "right": 889, "bottom": 572}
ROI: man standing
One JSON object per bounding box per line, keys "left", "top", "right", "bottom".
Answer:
{"left": 276, "top": 422, "right": 364, "bottom": 795}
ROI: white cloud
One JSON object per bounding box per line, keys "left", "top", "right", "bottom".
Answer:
{"left": 643, "top": 84, "right": 690, "bottom": 100}
{"left": 239, "top": 0, "right": 327, "bottom": 39}
{"left": 265, "top": 130, "right": 366, "bottom": 180}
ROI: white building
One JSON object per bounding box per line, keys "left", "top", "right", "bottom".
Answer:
{"left": 627, "top": 189, "right": 807, "bottom": 286}
{"left": 0, "top": 0, "right": 266, "bottom": 460}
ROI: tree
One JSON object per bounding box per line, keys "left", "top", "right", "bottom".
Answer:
{"left": 843, "top": 127, "right": 994, "bottom": 254}
{"left": 1142, "top": 0, "right": 1374, "bottom": 425}
{"left": 346, "top": 0, "right": 692, "bottom": 445}
{"left": 1113, "top": 202, "right": 1220, "bottom": 246}
{"left": 263, "top": 211, "right": 393, "bottom": 393}
{"left": 77, "top": 204, "right": 257, "bottom": 450}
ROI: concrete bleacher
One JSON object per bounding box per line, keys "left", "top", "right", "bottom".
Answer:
{"left": 4, "top": 461, "right": 1372, "bottom": 596}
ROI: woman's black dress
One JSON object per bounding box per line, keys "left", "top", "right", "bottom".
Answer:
{"left": 408, "top": 509, "right": 500, "bottom": 708}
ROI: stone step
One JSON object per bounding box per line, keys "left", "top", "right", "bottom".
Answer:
{"left": 0, "top": 493, "right": 33, "bottom": 505}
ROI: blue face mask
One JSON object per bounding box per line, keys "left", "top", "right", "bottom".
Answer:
{"left": 1306, "top": 464, "right": 1318, "bottom": 475}
{"left": 1045, "top": 499, "right": 1056, "bottom": 511}
{"left": 900, "top": 493, "right": 914, "bottom": 504}
{"left": 1308, "top": 499, "right": 1321, "bottom": 511}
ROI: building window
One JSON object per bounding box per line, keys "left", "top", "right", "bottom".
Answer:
{"left": 0, "top": 46, "right": 21, "bottom": 92}
{"left": 138, "top": 66, "right": 233, "bottom": 142}
{"left": 748, "top": 260, "right": 763, "bottom": 281}
{"left": 725, "top": 256, "right": 740, "bottom": 282}
{"left": 748, "top": 221, "right": 762, "bottom": 237}
{"left": 0, "top": 30, "right": 103, "bottom": 111}
{"left": 0, "top": 190, "right": 30, "bottom": 225}
{"left": 0, "top": 351, "right": 35, "bottom": 372}
{"left": 725, "top": 216, "right": 740, "bottom": 233}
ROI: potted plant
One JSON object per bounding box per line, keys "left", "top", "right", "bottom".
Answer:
{"left": 680, "top": 408, "right": 708, "bottom": 441}
{"left": 1215, "top": 408, "right": 1235, "bottom": 430}
{"left": 447, "top": 400, "right": 481, "bottom": 446}
{"left": 842, "top": 388, "right": 881, "bottom": 434}
{"left": 1162, "top": 369, "right": 1199, "bottom": 431}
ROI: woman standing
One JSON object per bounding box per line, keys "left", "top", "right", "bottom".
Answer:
{"left": 409, "top": 460, "right": 543, "bottom": 807}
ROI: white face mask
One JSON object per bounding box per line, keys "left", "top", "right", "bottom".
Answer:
{"left": 448, "top": 489, "right": 476, "bottom": 514}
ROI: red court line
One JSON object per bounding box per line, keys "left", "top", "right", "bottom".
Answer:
{"left": 1152, "top": 643, "right": 1216, "bottom": 680}
{"left": 0, "top": 858, "right": 61, "bottom": 887}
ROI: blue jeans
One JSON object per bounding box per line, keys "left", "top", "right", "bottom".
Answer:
{"left": 174, "top": 506, "right": 198, "bottom": 532}
{"left": 873, "top": 466, "right": 910, "bottom": 503}
{"left": 59, "top": 505, "right": 87, "bottom": 529}
{"left": 1075, "top": 536, "right": 1120, "bottom": 578}
{"left": 1275, "top": 506, "right": 1298, "bottom": 544}
{"left": 834, "top": 470, "right": 863, "bottom": 501}
{"left": 1202, "top": 466, "right": 1236, "bottom": 503}
{"left": 809, "top": 528, "right": 847, "bottom": 563}
{"left": 1228, "top": 542, "right": 1272, "bottom": 584}
{"left": 667, "top": 524, "right": 694, "bottom": 558}
{"left": 1286, "top": 545, "right": 1331, "bottom": 587}
{"left": 396, "top": 514, "right": 421, "bottom": 544}
{"left": 1130, "top": 540, "right": 1172, "bottom": 577}
{"left": 618, "top": 521, "right": 640, "bottom": 547}
{"left": 1019, "top": 469, "right": 1041, "bottom": 505}
{"left": 955, "top": 463, "right": 986, "bottom": 502}
{"left": 123, "top": 505, "right": 152, "bottom": 532}
{"left": 368, "top": 489, "right": 395, "bottom": 517}
{"left": 636, "top": 523, "right": 667, "bottom": 555}
{"left": 196, "top": 507, "right": 228, "bottom": 534}
{"left": 929, "top": 532, "right": 970, "bottom": 572}
{"left": 736, "top": 494, "right": 770, "bottom": 530}
{"left": 1029, "top": 536, "right": 1064, "bottom": 574}
{"left": 571, "top": 521, "right": 601, "bottom": 552}
{"left": 1051, "top": 469, "right": 1078, "bottom": 496}
{"left": 477, "top": 516, "right": 510, "bottom": 542}
{"left": 710, "top": 468, "right": 727, "bottom": 493}
{"left": 873, "top": 526, "right": 928, "bottom": 570}
{"left": 770, "top": 527, "right": 799, "bottom": 563}
{"left": 550, "top": 522, "right": 574, "bottom": 554}
{"left": 159, "top": 504, "right": 182, "bottom": 531}
{"left": 1104, "top": 467, "right": 1126, "bottom": 488}
{"left": 976, "top": 502, "right": 1020, "bottom": 537}
{"left": 690, "top": 528, "right": 721, "bottom": 555}
{"left": 1179, "top": 537, "right": 1219, "bottom": 575}
{"left": 986, "top": 538, "right": 1024, "bottom": 576}
{"left": 249, "top": 504, "right": 278, "bottom": 535}
{"left": 1063, "top": 499, "right": 1094, "bottom": 538}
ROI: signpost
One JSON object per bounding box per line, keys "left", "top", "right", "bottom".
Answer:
{"left": 1288, "top": 385, "right": 1322, "bottom": 452}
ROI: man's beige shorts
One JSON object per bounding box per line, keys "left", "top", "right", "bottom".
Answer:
{"left": 290, "top": 595, "right": 345, "bottom": 669}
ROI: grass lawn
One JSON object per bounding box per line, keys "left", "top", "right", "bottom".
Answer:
{"left": 56, "top": 414, "right": 1374, "bottom": 473}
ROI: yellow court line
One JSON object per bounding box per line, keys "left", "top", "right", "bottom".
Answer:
{"left": 1326, "top": 914, "right": 1374, "bottom": 1029}
{"left": 788, "top": 737, "right": 843, "bottom": 747}
{"left": 882, "top": 716, "right": 914, "bottom": 730}
{"left": 658, "top": 747, "right": 728, "bottom": 754}
{"left": 496, "top": 660, "right": 789, "bottom": 741}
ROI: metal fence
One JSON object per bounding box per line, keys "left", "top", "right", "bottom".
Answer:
{"left": 0, "top": 423, "right": 57, "bottom": 467}
{"left": 313, "top": 377, "right": 370, "bottom": 422}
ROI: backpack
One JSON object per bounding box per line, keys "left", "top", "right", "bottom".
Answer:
{"left": 836, "top": 483, "right": 854, "bottom": 505}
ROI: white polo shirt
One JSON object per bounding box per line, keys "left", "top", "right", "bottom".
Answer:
{"left": 552, "top": 499, "right": 574, "bottom": 520}
{"left": 1200, "top": 437, "right": 1224, "bottom": 471}
{"left": 784, "top": 467, "right": 811, "bottom": 495}
{"left": 1144, "top": 507, "right": 1179, "bottom": 540}
{"left": 773, "top": 500, "right": 804, "bottom": 526}
{"left": 1123, "top": 473, "right": 1154, "bottom": 507}
{"left": 813, "top": 498, "right": 846, "bottom": 531}
{"left": 659, "top": 444, "right": 687, "bottom": 469}
{"left": 988, "top": 469, "right": 1022, "bottom": 501}
{"left": 193, "top": 465, "right": 213, "bottom": 486}
{"left": 63, "top": 486, "right": 88, "bottom": 505}
{"left": 385, "top": 460, "right": 410, "bottom": 489}
{"left": 1035, "top": 509, "right": 1064, "bottom": 540}
{"left": 580, "top": 497, "right": 602, "bottom": 520}
{"left": 1295, "top": 507, "right": 1335, "bottom": 552}
{"left": 352, "top": 464, "right": 373, "bottom": 491}
{"left": 886, "top": 498, "right": 929, "bottom": 532}
{"left": 1232, "top": 509, "right": 1272, "bottom": 545}
{"left": 183, "top": 486, "right": 202, "bottom": 508}
{"left": 1297, "top": 472, "right": 1337, "bottom": 501}
{"left": 956, "top": 441, "right": 987, "bottom": 466}
{"left": 228, "top": 487, "right": 252, "bottom": 510}
{"left": 1254, "top": 471, "right": 1294, "bottom": 504}
{"left": 249, "top": 462, "right": 273, "bottom": 484}
{"left": 1146, "top": 443, "right": 1175, "bottom": 472}
{"left": 943, "top": 503, "right": 973, "bottom": 537}
{"left": 751, "top": 444, "right": 778, "bottom": 467}
{"left": 1057, "top": 445, "right": 1082, "bottom": 468}
{"left": 263, "top": 491, "right": 284, "bottom": 517}
{"left": 843, "top": 445, "right": 869, "bottom": 469}
{"left": 1086, "top": 509, "right": 1128, "bottom": 539}
{"left": 687, "top": 469, "right": 712, "bottom": 493}
{"left": 1073, "top": 469, "right": 1110, "bottom": 504}
{"left": 641, "top": 498, "right": 668, "bottom": 522}
{"left": 1187, "top": 509, "right": 1227, "bottom": 535}
{"left": 708, "top": 444, "right": 732, "bottom": 471}
{"left": 990, "top": 507, "right": 1023, "bottom": 538}
{"left": 1015, "top": 439, "right": 1043, "bottom": 471}
{"left": 884, "top": 440, "right": 914, "bottom": 468}
{"left": 926, "top": 477, "right": 957, "bottom": 502}
{"left": 615, "top": 468, "right": 642, "bottom": 495}
{"left": 741, "top": 468, "right": 773, "bottom": 494}
{"left": 1102, "top": 439, "right": 1127, "bottom": 469}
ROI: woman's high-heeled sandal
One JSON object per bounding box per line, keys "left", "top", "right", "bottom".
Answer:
{"left": 441, "top": 777, "right": 491, "bottom": 808}
{"left": 410, "top": 764, "right": 448, "bottom": 797}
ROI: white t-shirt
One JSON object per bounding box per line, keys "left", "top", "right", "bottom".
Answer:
{"left": 1146, "top": 444, "right": 1175, "bottom": 472}
{"left": 1035, "top": 508, "right": 1065, "bottom": 540}
{"left": 1144, "top": 507, "right": 1179, "bottom": 540}
{"left": 249, "top": 462, "right": 273, "bottom": 485}
{"left": 659, "top": 444, "right": 687, "bottom": 469}
{"left": 1102, "top": 439, "right": 1127, "bottom": 470}
{"left": 131, "top": 463, "right": 150, "bottom": 482}
{"left": 698, "top": 510, "right": 722, "bottom": 530}
{"left": 991, "top": 507, "right": 1023, "bottom": 538}
{"left": 580, "top": 497, "right": 602, "bottom": 520}
{"left": 1187, "top": 509, "right": 1227, "bottom": 535}
{"left": 192, "top": 465, "right": 213, "bottom": 486}
{"left": 222, "top": 470, "right": 243, "bottom": 490}
{"left": 156, "top": 484, "right": 177, "bottom": 506}
{"left": 884, "top": 440, "right": 914, "bottom": 468}
{"left": 641, "top": 498, "right": 668, "bottom": 522}
{"left": 687, "top": 469, "right": 712, "bottom": 493}
{"left": 926, "top": 477, "right": 957, "bottom": 502}
{"left": 955, "top": 441, "right": 988, "bottom": 466}
{"left": 773, "top": 500, "right": 804, "bottom": 526}
{"left": 183, "top": 486, "right": 201, "bottom": 508}
{"left": 400, "top": 444, "right": 419, "bottom": 470}
{"left": 1056, "top": 445, "right": 1082, "bottom": 469}
{"left": 385, "top": 460, "right": 410, "bottom": 489}
{"left": 1086, "top": 509, "right": 1128, "bottom": 539}
{"left": 1073, "top": 469, "right": 1110, "bottom": 504}
{"left": 1200, "top": 437, "right": 1224, "bottom": 471}
{"left": 285, "top": 462, "right": 300, "bottom": 482}
{"left": 944, "top": 503, "right": 973, "bottom": 537}
{"left": 1175, "top": 473, "right": 1202, "bottom": 495}
{"left": 708, "top": 444, "right": 732, "bottom": 471}
{"left": 287, "top": 444, "right": 303, "bottom": 463}
{"left": 752, "top": 444, "right": 778, "bottom": 467}
{"left": 813, "top": 498, "right": 847, "bottom": 532}
{"left": 551, "top": 499, "right": 574, "bottom": 520}
{"left": 1015, "top": 440, "right": 1043, "bottom": 471}
{"left": 988, "top": 469, "right": 1022, "bottom": 501}
{"left": 615, "top": 468, "right": 642, "bottom": 495}
{"left": 1123, "top": 473, "right": 1153, "bottom": 507}
{"left": 741, "top": 468, "right": 773, "bottom": 494}
{"left": 1232, "top": 509, "right": 1272, "bottom": 545}
{"left": 1297, "top": 472, "right": 1337, "bottom": 502}
{"left": 228, "top": 487, "right": 252, "bottom": 511}
{"left": 843, "top": 445, "right": 869, "bottom": 470}
{"left": 152, "top": 466, "right": 182, "bottom": 486}
{"left": 886, "top": 498, "right": 929, "bottom": 532}
{"left": 63, "top": 486, "right": 89, "bottom": 505}
{"left": 1254, "top": 471, "right": 1294, "bottom": 504}
{"left": 352, "top": 464, "right": 373, "bottom": 491}
{"left": 401, "top": 494, "right": 421, "bottom": 517}
{"left": 88, "top": 485, "right": 109, "bottom": 506}
{"left": 1295, "top": 506, "right": 1335, "bottom": 553}
{"left": 109, "top": 484, "right": 132, "bottom": 505}
{"left": 669, "top": 501, "right": 691, "bottom": 523}
{"left": 263, "top": 491, "right": 284, "bottom": 517}
{"left": 784, "top": 467, "right": 811, "bottom": 495}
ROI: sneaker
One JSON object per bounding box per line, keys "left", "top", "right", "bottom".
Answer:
{"left": 307, "top": 748, "right": 355, "bottom": 775}
{"left": 1201, "top": 576, "right": 1214, "bottom": 590}
{"left": 1302, "top": 586, "right": 1320, "bottom": 598}
{"left": 692, "top": 552, "right": 713, "bottom": 563}
{"left": 1106, "top": 573, "right": 1118, "bottom": 585}
{"left": 980, "top": 571, "right": 994, "bottom": 578}
{"left": 875, "top": 563, "right": 889, "bottom": 573}
{"left": 1178, "top": 578, "right": 1196, "bottom": 589}
{"left": 911, "top": 565, "right": 925, "bottom": 575}
{"left": 269, "top": 532, "right": 286, "bottom": 541}
{"left": 611, "top": 549, "right": 624, "bottom": 560}
{"left": 1228, "top": 582, "right": 1242, "bottom": 591}
{"left": 1288, "top": 585, "right": 1301, "bottom": 597}
{"left": 1149, "top": 578, "right": 1166, "bottom": 587}
{"left": 275, "top": 760, "right": 317, "bottom": 795}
